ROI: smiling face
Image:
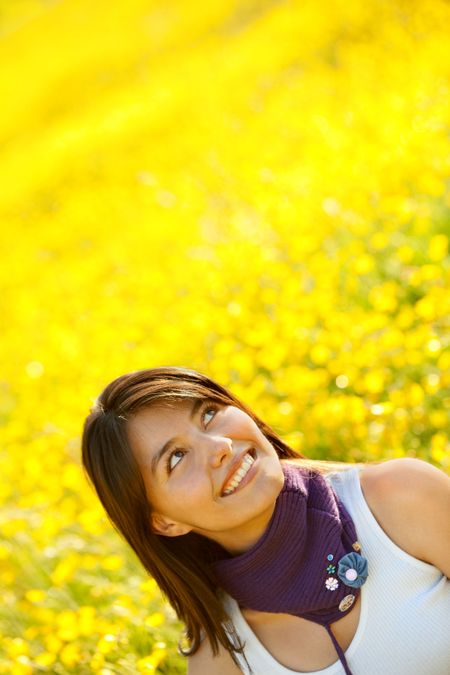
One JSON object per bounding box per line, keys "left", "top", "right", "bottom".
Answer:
{"left": 126, "top": 398, "right": 285, "bottom": 554}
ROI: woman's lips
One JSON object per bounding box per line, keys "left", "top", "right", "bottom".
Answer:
{"left": 222, "top": 453, "right": 258, "bottom": 497}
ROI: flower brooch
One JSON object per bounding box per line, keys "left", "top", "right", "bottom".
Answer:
{"left": 324, "top": 542, "right": 369, "bottom": 593}
{"left": 337, "top": 551, "right": 368, "bottom": 588}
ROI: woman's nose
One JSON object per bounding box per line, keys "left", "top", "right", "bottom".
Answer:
{"left": 208, "top": 436, "right": 233, "bottom": 467}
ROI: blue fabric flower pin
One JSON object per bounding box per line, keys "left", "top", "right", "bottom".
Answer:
{"left": 337, "top": 551, "right": 369, "bottom": 588}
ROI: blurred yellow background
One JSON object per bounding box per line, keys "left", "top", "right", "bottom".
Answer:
{"left": 0, "top": 0, "right": 449, "bottom": 672}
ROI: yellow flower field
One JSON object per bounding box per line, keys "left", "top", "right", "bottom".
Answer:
{"left": 0, "top": 0, "right": 449, "bottom": 672}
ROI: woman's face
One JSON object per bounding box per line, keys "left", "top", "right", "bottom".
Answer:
{"left": 127, "top": 398, "right": 285, "bottom": 554}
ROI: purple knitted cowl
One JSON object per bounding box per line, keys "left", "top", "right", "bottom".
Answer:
{"left": 212, "top": 462, "right": 369, "bottom": 675}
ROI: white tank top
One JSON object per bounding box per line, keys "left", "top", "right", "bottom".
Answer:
{"left": 222, "top": 466, "right": 450, "bottom": 674}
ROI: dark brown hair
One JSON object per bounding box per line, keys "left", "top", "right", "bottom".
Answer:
{"left": 81, "top": 366, "right": 352, "bottom": 665}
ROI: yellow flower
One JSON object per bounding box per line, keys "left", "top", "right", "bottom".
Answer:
{"left": 56, "top": 610, "right": 80, "bottom": 642}
{"left": 10, "top": 659, "right": 33, "bottom": 675}
{"left": 431, "top": 434, "right": 449, "bottom": 466}
{"left": 97, "top": 634, "right": 116, "bottom": 655}
{"left": 51, "top": 555, "right": 80, "bottom": 586}
{"left": 137, "top": 645, "right": 167, "bottom": 672}
{"left": 144, "top": 612, "right": 165, "bottom": 627}
{"left": 60, "top": 642, "right": 81, "bottom": 667}
{"left": 24, "top": 589, "right": 46, "bottom": 603}
{"left": 364, "top": 371, "right": 386, "bottom": 394}
{"left": 310, "top": 344, "right": 332, "bottom": 365}
{"left": 101, "top": 555, "right": 123, "bottom": 571}
{"left": 35, "top": 652, "right": 57, "bottom": 667}
{"left": 428, "top": 234, "right": 448, "bottom": 261}
{"left": 5, "top": 638, "right": 29, "bottom": 658}
{"left": 89, "top": 653, "right": 105, "bottom": 671}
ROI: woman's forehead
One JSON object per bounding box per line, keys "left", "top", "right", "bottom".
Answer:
{"left": 128, "top": 399, "right": 198, "bottom": 450}
{"left": 131, "top": 399, "right": 194, "bottom": 426}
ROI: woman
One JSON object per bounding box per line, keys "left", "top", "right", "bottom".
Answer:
{"left": 82, "top": 366, "right": 450, "bottom": 675}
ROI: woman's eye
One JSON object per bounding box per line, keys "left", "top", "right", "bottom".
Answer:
{"left": 167, "top": 449, "right": 185, "bottom": 472}
{"left": 202, "top": 404, "right": 218, "bottom": 426}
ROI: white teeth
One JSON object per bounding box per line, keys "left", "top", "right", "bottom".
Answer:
{"left": 223, "top": 453, "right": 255, "bottom": 496}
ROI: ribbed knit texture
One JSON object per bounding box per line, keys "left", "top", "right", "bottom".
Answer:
{"left": 221, "top": 466, "right": 450, "bottom": 675}
{"left": 213, "top": 463, "right": 363, "bottom": 624}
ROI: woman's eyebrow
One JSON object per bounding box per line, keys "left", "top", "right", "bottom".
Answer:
{"left": 150, "top": 399, "right": 204, "bottom": 476}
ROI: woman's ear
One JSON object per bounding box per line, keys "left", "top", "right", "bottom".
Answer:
{"left": 150, "top": 512, "right": 192, "bottom": 537}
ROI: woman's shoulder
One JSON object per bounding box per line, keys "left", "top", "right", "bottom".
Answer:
{"left": 359, "top": 458, "right": 450, "bottom": 577}
{"left": 187, "top": 636, "right": 242, "bottom": 675}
